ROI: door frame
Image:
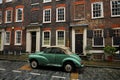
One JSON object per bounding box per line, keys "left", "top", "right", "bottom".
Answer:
{"left": 72, "top": 27, "right": 87, "bottom": 55}
{"left": 26, "top": 28, "right": 40, "bottom": 53}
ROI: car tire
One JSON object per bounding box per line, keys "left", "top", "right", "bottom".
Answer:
{"left": 63, "top": 62, "right": 75, "bottom": 72}
{"left": 30, "top": 60, "right": 38, "bottom": 69}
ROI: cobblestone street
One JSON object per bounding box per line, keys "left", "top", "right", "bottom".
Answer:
{"left": 0, "top": 60, "right": 120, "bottom": 80}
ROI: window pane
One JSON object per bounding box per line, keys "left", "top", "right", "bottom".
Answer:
{"left": 5, "top": 32, "right": 10, "bottom": 44}
{"left": 57, "top": 31, "right": 64, "bottom": 45}
{"left": 92, "top": 2, "right": 103, "bottom": 18}
{"left": 0, "top": 11, "right": 2, "bottom": 23}
{"left": 16, "top": 8, "right": 23, "bottom": 21}
{"left": 16, "top": 31, "right": 21, "bottom": 44}
{"left": 0, "top": 0, "right": 2, "bottom": 3}
{"left": 112, "top": 0, "right": 120, "bottom": 16}
{"left": 57, "top": 7, "right": 65, "bottom": 21}
{"left": 43, "top": 32, "right": 50, "bottom": 45}
{"left": 44, "top": 9, "right": 51, "bottom": 22}
{"left": 6, "top": 10, "right": 12, "bottom": 22}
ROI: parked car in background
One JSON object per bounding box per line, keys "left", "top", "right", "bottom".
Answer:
{"left": 28, "top": 46, "right": 84, "bottom": 72}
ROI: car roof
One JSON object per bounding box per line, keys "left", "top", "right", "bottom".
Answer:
{"left": 47, "top": 46, "right": 69, "bottom": 50}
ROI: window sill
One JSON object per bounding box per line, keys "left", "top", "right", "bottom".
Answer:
{"left": 91, "top": 17, "right": 104, "bottom": 19}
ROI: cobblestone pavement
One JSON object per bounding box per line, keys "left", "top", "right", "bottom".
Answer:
{"left": 0, "top": 60, "right": 120, "bottom": 80}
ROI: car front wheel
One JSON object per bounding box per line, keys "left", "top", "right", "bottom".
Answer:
{"left": 30, "top": 60, "right": 38, "bottom": 69}
{"left": 63, "top": 62, "right": 75, "bottom": 72}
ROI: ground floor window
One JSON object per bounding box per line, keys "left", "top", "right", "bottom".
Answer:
{"left": 0, "top": 32, "right": 1, "bottom": 49}
{"left": 56, "top": 30, "right": 65, "bottom": 46}
{"left": 5, "top": 31, "right": 10, "bottom": 45}
{"left": 42, "top": 31, "right": 51, "bottom": 46}
{"left": 15, "top": 30, "right": 22, "bottom": 45}
{"left": 112, "top": 29, "right": 120, "bottom": 46}
{"left": 93, "top": 29, "right": 104, "bottom": 47}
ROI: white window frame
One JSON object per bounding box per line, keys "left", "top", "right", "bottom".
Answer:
{"left": 112, "top": 28, "right": 120, "bottom": 47}
{"left": 56, "top": 7, "right": 66, "bottom": 22}
{"left": 0, "top": 11, "right": 2, "bottom": 24}
{"left": 43, "top": 0, "right": 51, "bottom": 3}
{"left": 42, "top": 31, "right": 51, "bottom": 47}
{"left": 92, "top": 29, "right": 105, "bottom": 47}
{"left": 110, "top": 0, "right": 120, "bottom": 17}
{"left": 15, "top": 30, "right": 22, "bottom": 45}
{"left": 56, "top": 30, "right": 65, "bottom": 46}
{"left": 16, "top": 8, "right": 23, "bottom": 22}
{"left": 43, "top": 9, "right": 51, "bottom": 23}
{"left": 5, "top": 31, "right": 11, "bottom": 45}
{"left": 6, "top": 0, "right": 12, "bottom": 2}
{"left": 0, "top": 0, "right": 2, "bottom": 4}
{"left": 5, "top": 10, "right": 12, "bottom": 23}
{"left": 91, "top": 2, "right": 104, "bottom": 19}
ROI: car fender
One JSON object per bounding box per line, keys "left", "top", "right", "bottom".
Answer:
{"left": 29, "top": 55, "right": 49, "bottom": 65}
{"left": 62, "top": 58, "right": 81, "bottom": 67}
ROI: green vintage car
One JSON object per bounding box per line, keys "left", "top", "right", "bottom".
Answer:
{"left": 28, "top": 46, "right": 84, "bottom": 72}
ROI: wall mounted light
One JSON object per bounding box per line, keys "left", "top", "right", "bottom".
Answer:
{"left": 12, "top": 27, "right": 14, "bottom": 29}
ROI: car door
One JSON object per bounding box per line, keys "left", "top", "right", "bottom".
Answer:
{"left": 55, "top": 48, "right": 68, "bottom": 66}
{"left": 43, "top": 48, "right": 55, "bottom": 65}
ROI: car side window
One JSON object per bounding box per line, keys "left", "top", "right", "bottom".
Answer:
{"left": 44, "top": 48, "right": 52, "bottom": 53}
{"left": 55, "top": 48, "right": 65, "bottom": 54}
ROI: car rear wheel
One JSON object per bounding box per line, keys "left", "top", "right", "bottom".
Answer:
{"left": 30, "top": 60, "right": 38, "bottom": 69}
{"left": 63, "top": 62, "right": 75, "bottom": 72}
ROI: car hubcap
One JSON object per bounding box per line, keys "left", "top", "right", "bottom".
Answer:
{"left": 65, "top": 64, "right": 72, "bottom": 72}
{"left": 31, "top": 61, "right": 37, "bottom": 68}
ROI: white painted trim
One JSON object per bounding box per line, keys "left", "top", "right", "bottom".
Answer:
{"left": 5, "top": 10, "right": 12, "bottom": 23}
{"left": 26, "top": 28, "right": 40, "bottom": 53}
{"left": 91, "top": 2, "right": 104, "bottom": 19}
{"left": 5, "top": 31, "right": 11, "bottom": 45}
{"left": 15, "top": 8, "right": 23, "bottom": 22}
{"left": 92, "top": 29, "right": 105, "bottom": 47}
{"left": 0, "top": 29, "right": 5, "bottom": 51}
{"left": 14, "top": 30, "right": 22, "bottom": 45}
{"left": 56, "top": 30, "right": 65, "bottom": 47}
{"left": 89, "top": 50, "right": 104, "bottom": 54}
{"left": 110, "top": 0, "right": 120, "bottom": 17}
{"left": 42, "top": 30, "right": 51, "bottom": 47}
{"left": 56, "top": 7, "right": 66, "bottom": 22}
{"left": 43, "top": 0, "right": 51, "bottom": 3}
{"left": 26, "top": 32, "right": 31, "bottom": 52}
{"left": 72, "top": 28, "right": 75, "bottom": 53}
{"left": 36, "top": 31, "right": 40, "bottom": 52}
{"left": 83, "top": 28, "right": 87, "bottom": 55}
{"left": 43, "top": 8, "right": 51, "bottom": 23}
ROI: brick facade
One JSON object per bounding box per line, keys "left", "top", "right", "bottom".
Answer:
{"left": 0, "top": 0, "right": 119, "bottom": 57}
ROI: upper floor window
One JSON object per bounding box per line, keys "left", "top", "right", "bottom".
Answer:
{"left": 15, "top": 30, "right": 22, "bottom": 45}
{"left": 56, "top": 30, "right": 65, "bottom": 46}
{"left": 91, "top": 2, "right": 104, "bottom": 19}
{"left": 5, "top": 31, "right": 10, "bottom": 45}
{"left": 74, "top": 4, "right": 85, "bottom": 20}
{"left": 0, "top": 0, "right": 2, "bottom": 4}
{"left": 56, "top": 7, "right": 65, "bottom": 22}
{"left": 43, "top": 0, "right": 51, "bottom": 3}
{"left": 0, "top": 11, "right": 2, "bottom": 24}
{"left": 43, "top": 9, "right": 51, "bottom": 23}
{"left": 16, "top": 8, "right": 23, "bottom": 22}
{"left": 5, "top": 10, "right": 12, "bottom": 23}
{"left": 111, "top": 0, "right": 120, "bottom": 17}
{"left": 6, "top": 0, "right": 12, "bottom": 2}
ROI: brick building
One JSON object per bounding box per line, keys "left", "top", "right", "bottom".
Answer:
{"left": 0, "top": 0, "right": 29, "bottom": 54}
{"left": 0, "top": 0, "right": 120, "bottom": 59}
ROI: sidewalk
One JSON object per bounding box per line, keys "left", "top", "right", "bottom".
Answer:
{"left": 0, "top": 54, "right": 120, "bottom": 69}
